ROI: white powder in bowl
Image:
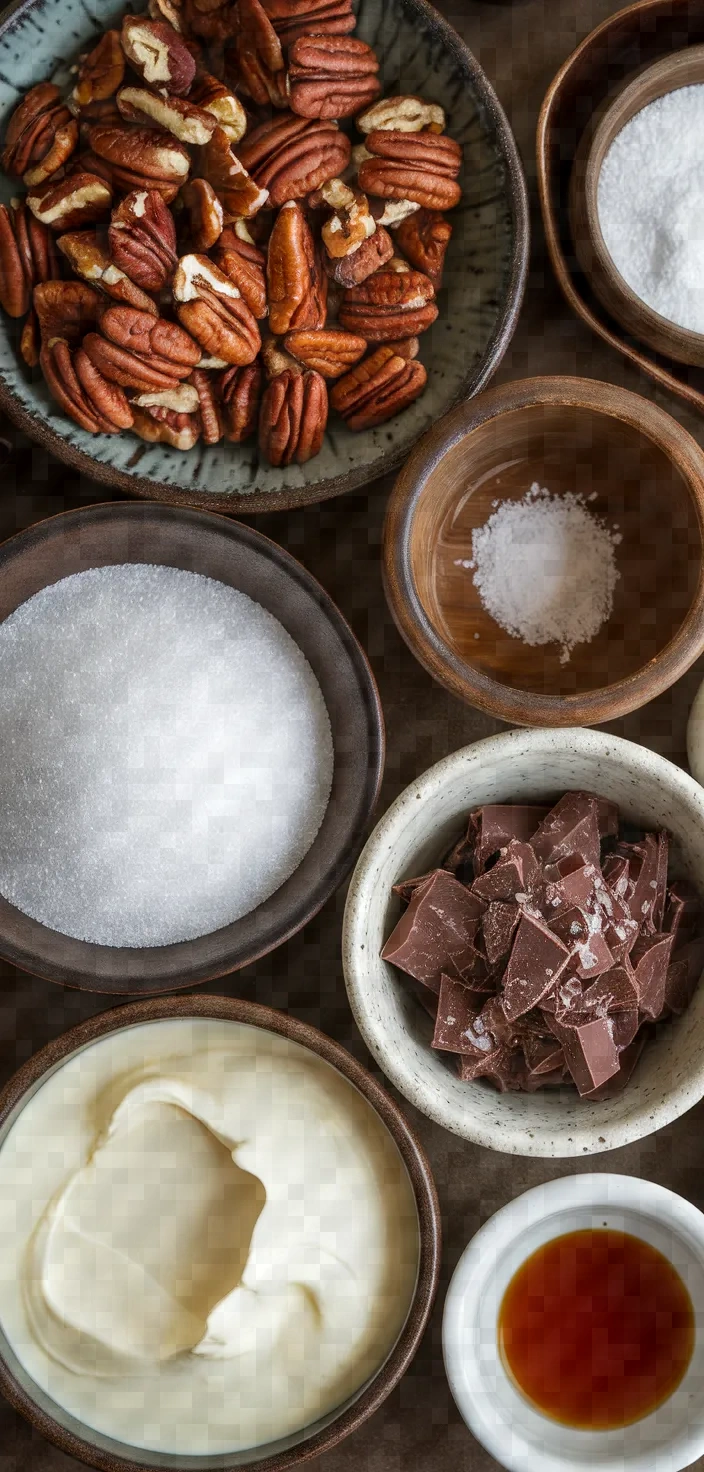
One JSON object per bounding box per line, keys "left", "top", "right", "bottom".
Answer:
{"left": 597, "top": 83, "right": 704, "bottom": 333}
{"left": 466, "top": 483, "right": 621, "bottom": 663}
{"left": 0, "top": 565, "right": 334, "bottom": 948}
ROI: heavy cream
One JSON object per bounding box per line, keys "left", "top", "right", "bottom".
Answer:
{"left": 0, "top": 1018, "right": 420, "bottom": 1455}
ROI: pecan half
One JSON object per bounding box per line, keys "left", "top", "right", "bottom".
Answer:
{"left": 116, "top": 87, "right": 217, "bottom": 146}
{"left": 83, "top": 303, "right": 200, "bottom": 390}
{"left": 0, "top": 201, "right": 59, "bottom": 317}
{"left": 181, "top": 178, "right": 224, "bottom": 252}
{"left": 259, "top": 367, "right": 327, "bottom": 466}
{"left": 369, "top": 197, "right": 420, "bottom": 228}
{"left": 356, "top": 95, "right": 445, "bottom": 135}
{"left": 213, "top": 225, "right": 267, "bottom": 318}
{"left": 21, "top": 308, "right": 40, "bottom": 366}
{"left": 394, "top": 208, "right": 452, "bottom": 289}
{"left": 284, "top": 327, "right": 366, "bottom": 378}
{"left": 267, "top": 201, "right": 324, "bottom": 336}
{"left": 89, "top": 123, "right": 190, "bottom": 201}
{"left": 229, "top": 0, "right": 287, "bottom": 110}
{"left": 57, "top": 230, "right": 158, "bottom": 314}
{"left": 261, "top": 0, "right": 354, "bottom": 48}
{"left": 2, "top": 83, "right": 78, "bottom": 184}
{"left": 149, "top": 0, "right": 183, "bottom": 30}
{"left": 34, "top": 279, "right": 101, "bottom": 342}
{"left": 41, "top": 336, "right": 133, "bottom": 432}
{"left": 173, "top": 252, "right": 261, "bottom": 364}
{"left": 188, "top": 366, "right": 223, "bottom": 443}
{"left": 190, "top": 74, "right": 247, "bottom": 144}
{"left": 238, "top": 113, "right": 351, "bottom": 208}
{"left": 221, "top": 359, "right": 262, "bottom": 441}
{"left": 132, "top": 405, "right": 200, "bottom": 448}
{"left": 331, "top": 343, "right": 427, "bottom": 429}
{"left": 200, "top": 126, "right": 270, "bottom": 220}
{"left": 71, "top": 32, "right": 125, "bottom": 115}
{"left": 132, "top": 383, "right": 200, "bottom": 413}
{"left": 121, "top": 15, "right": 196, "bottom": 96}
{"left": 288, "top": 36, "right": 380, "bottom": 121}
{"left": 359, "top": 131, "right": 462, "bottom": 211}
{"left": 108, "top": 189, "right": 178, "bottom": 292}
{"left": 261, "top": 331, "right": 302, "bottom": 379}
{"left": 27, "top": 173, "right": 113, "bottom": 232}
{"left": 324, "top": 224, "right": 393, "bottom": 286}
{"left": 182, "top": 0, "right": 237, "bottom": 42}
{"left": 338, "top": 266, "right": 437, "bottom": 340}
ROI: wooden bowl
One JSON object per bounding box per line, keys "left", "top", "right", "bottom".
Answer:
{"left": 0, "top": 993, "right": 441, "bottom": 1471}
{"left": 382, "top": 375, "right": 704, "bottom": 727}
{"left": 537, "top": 0, "right": 704, "bottom": 417}
{"left": 0, "top": 503, "right": 384, "bottom": 993}
{"left": 0, "top": 0, "right": 528, "bottom": 515}
{"left": 569, "top": 46, "right": 704, "bottom": 368}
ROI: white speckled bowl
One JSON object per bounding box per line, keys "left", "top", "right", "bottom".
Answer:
{"left": 342, "top": 727, "right": 704, "bottom": 1156}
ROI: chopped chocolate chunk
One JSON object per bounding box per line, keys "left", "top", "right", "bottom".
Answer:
{"left": 549, "top": 904, "right": 614, "bottom": 979}
{"left": 591, "top": 871, "right": 640, "bottom": 962}
{"left": 543, "top": 857, "right": 598, "bottom": 914}
{"left": 502, "top": 912, "right": 571, "bottom": 1021}
{"left": 392, "top": 872, "right": 435, "bottom": 905}
{"left": 381, "top": 870, "right": 485, "bottom": 992}
{"left": 554, "top": 965, "right": 639, "bottom": 1048}
{"left": 630, "top": 933, "right": 674, "bottom": 1020}
{"left": 531, "top": 792, "right": 601, "bottom": 870}
{"left": 471, "top": 804, "right": 549, "bottom": 873}
{"left": 582, "top": 1034, "right": 646, "bottom": 1100}
{"left": 552, "top": 1014, "right": 621, "bottom": 1096}
{"left": 482, "top": 900, "right": 520, "bottom": 965}
{"left": 616, "top": 833, "right": 661, "bottom": 932}
{"left": 432, "top": 974, "right": 482, "bottom": 1054}
{"left": 472, "top": 840, "right": 540, "bottom": 903}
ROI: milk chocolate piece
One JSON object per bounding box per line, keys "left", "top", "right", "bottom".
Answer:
{"left": 582, "top": 1034, "right": 646, "bottom": 1100}
{"left": 549, "top": 904, "right": 614, "bottom": 979}
{"left": 531, "top": 792, "right": 601, "bottom": 870}
{"left": 592, "top": 872, "right": 640, "bottom": 962}
{"left": 630, "top": 933, "right": 674, "bottom": 1020}
{"left": 392, "top": 872, "right": 435, "bottom": 905}
{"left": 602, "top": 853, "right": 629, "bottom": 898}
{"left": 381, "top": 870, "right": 485, "bottom": 992}
{"left": 472, "top": 840, "right": 540, "bottom": 903}
{"left": 482, "top": 900, "right": 520, "bottom": 965}
{"left": 579, "top": 967, "right": 639, "bottom": 1048}
{"left": 543, "top": 857, "right": 598, "bottom": 914}
{"left": 617, "top": 833, "right": 661, "bottom": 932}
{"left": 502, "top": 913, "right": 571, "bottom": 1021}
{"left": 432, "top": 974, "right": 482, "bottom": 1054}
{"left": 552, "top": 1014, "right": 621, "bottom": 1096}
{"left": 471, "top": 804, "right": 549, "bottom": 873}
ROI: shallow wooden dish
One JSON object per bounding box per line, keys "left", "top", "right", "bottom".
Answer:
{"left": 383, "top": 376, "right": 704, "bottom": 727}
{"left": 569, "top": 46, "right": 704, "bottom": 368}
{"left": 0, "top": 0, "right": 528, "bottom": 515}
{"left": 0, "top": 993, "right": 441, "bottom": 1471}
{"left": 0, "top": 503, "right": 384, "bottom": 992}
{"left": 538, "top": 0, "right": 704, "bottom": 416}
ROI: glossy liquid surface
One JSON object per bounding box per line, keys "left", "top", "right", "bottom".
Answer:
{"left": 498, "top": 1228, "right": 695, "bottom": 1429}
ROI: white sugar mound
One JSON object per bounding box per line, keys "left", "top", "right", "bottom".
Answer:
{"left": 469, "top": 483, "right": 621, "bottom": 663}
{"left": 597, "top": 84, "right": 704, "bottom": 333}
{"left": 0, "top": 565, "right": 334, "bottom": 947}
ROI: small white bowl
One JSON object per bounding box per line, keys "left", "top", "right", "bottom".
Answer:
{"left": 442, "top": 1173, "right": 704, "bottom": 1472}
{"left": 342, "top": 727, "right": 704, "bottom": 1156}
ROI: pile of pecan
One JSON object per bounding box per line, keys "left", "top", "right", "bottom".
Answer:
{"left": 0, "top": 0, "right": 462, "bottom": 465}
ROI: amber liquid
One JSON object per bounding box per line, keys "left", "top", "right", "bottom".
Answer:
{"left": 498, "top": 1229, "right": 695, "bottom": 1430}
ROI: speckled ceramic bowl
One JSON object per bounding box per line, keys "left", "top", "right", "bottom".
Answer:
{"left": 342, "top": 727, "right": 704, "bottom": 1157}
{"left": 0, "top": 0, "right": 528, "bottom": 514}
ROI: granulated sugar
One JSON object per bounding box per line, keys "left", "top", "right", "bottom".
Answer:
{"left": 597, "top": 84, "right": 704, "bottom": 333}
{"left": 464, "top": 483, "right": 621, "bottom": 663}
{"left": 0, "top": 565, "right": 334, "bottom": 947}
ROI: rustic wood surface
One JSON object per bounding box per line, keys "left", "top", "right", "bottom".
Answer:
{"left": 3, "top": 2, "right": 704, "bottom": 1469}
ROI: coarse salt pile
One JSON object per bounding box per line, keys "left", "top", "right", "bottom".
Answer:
{"left": 597, "top": 84, "right": 704, "bottom": 333}
{"left": 462, "top": 483, "right": 621, "bottom": 663}
{"left": 0, "top": 565, "right": 334, "bottom": 948}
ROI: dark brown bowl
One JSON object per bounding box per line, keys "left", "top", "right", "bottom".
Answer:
{"left": 383, "top": 375, "right": 704, "bottom": 727}
{"left": 0, "top": 992, "right": 441, "bottom": 1472}
{"left": 0, "top": 0, "right": 528, "bottom": 515}
{"left": 0, "top": 502, "right": 384, "bottom": 992}
{"left": 537, "top": 0, "right": 704, "bottom": 417}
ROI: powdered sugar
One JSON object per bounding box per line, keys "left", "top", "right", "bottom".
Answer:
{"left": 597, "top": 84, "right": 704, "bottom": 333}
{"left": 463, "top": 483, "right": 621, "bottom": 663}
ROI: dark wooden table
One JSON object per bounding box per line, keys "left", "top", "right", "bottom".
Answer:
{"left": 4, "top": 2, "right": 704, "bottom": 1469}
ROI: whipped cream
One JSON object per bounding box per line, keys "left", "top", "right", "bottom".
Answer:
{"left": 0, "top": 1018, "right": 419, "bottom": 1455}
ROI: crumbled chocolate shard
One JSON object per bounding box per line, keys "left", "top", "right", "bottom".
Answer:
{"left": 630, "top": 932, "right": 674, "bottom": 1020}
{"left": 482, "top": 899, "right": 520, "bottom": 965}
{"left": 471, "top": 804, "right": 549, "bottom": 873}
{"left": 381, "top": 869, "right": 485, "bottom": 992}
{"left": 552, "top": 1013, "right": 621, "bottom": 1096}
{"left": 432, "top": 974, "right": 482, "bottom": 1054}
{"left": 501, "top": 912, "right": 571, "bottom": 1021}
{"left": 472, "top": 839, "right": 540, "bottom": 903}
{"left": 531, "top": 791, "right": 601, "bottom": 870}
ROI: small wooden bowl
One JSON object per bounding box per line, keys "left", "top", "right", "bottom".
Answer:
{"left": 0, "top": 503, "right": 384, "bottom": 993}
{"left": 383, "top": 376, "right": 704, "bottom": 727}
{"left": 569, "top": 46, "right": 704, "bottom": 368}
{"left": 0, "top": 993, "right": 441, "bottom": 1471}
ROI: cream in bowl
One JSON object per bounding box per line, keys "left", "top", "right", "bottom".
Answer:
{"left": 0, "top": 998, "right": 433, "bottom": 1466}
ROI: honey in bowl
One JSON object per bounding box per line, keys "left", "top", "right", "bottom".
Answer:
{"left": 498, "top": 1229, "right": 695, "bottom": 1430}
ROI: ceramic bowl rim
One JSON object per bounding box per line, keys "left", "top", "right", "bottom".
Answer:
{"left": 382, "top": 374, "right": 704, "bottom": 727}
{"left": 0, "top": 0, "right": 529, "bottom": 516}
{"left": 342, "top": 726, "right": 704, "bottom": 1155}
{"left": 0, "top": 992, "right": 441, "bottom": 1472}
